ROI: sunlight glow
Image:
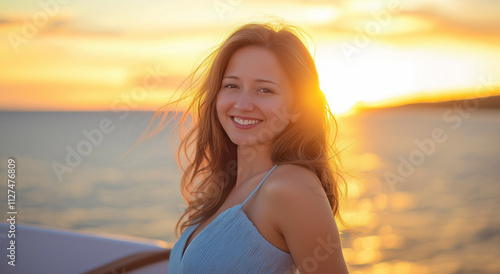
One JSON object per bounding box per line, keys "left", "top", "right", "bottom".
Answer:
{"left": 304, "top": 6, "right": 340, "bottom": 24}
{"left": 316, "top": 42, "right": 499, "bottom": 114}
{"left": 1, "top": 0, "right": 499, "bottom": 113}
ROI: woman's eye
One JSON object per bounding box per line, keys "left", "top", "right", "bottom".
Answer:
{"left": 258, "top": 88, "right": 274, "bottom": 94}
{"left": 224, "top": 83, "right": 238, "bottom": 89}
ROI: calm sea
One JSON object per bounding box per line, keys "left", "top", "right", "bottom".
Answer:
{"left": 0, "top": 109, "right": 499, "bottom": 273}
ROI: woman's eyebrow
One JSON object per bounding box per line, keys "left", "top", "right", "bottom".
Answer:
{"left": 223, "top": 75, "right": 281, "bottom": 88}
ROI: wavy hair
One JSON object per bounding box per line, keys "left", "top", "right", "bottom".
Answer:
{"left": 136, "top": 19, "right": 347, "bottom": 236}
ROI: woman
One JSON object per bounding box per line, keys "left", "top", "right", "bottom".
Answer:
{"left": 143, "top": 20, "right": 349, "bottom": 273}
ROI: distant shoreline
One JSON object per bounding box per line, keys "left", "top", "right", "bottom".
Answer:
{"left": 355, "top": 95, "right": 500, "bottom": 113}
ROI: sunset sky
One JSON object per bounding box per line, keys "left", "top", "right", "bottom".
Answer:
{"left": 1, "top": 0, "right": 499, "bottom": 114}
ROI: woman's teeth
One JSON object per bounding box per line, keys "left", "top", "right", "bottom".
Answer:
{"left": 233, "top": 117, "right": 261, "bottom": 125}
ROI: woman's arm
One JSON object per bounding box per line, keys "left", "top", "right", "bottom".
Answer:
{"left": 266, "top": 164, "right": 349, "bottom": 274}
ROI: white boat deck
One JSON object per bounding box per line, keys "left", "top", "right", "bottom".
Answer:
{"left": 0, "top": 223, "right": 171, "bottom": 273}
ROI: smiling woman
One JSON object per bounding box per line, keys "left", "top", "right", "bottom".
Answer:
{"left": 136, "top": 19, "right": 349, "bottom": 273}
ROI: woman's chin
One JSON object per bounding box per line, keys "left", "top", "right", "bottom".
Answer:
{"left": 231, "top": 139, "right": 272, "bottom": 149}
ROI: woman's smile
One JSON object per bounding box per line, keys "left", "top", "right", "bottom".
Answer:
{"left": 231, "top": 116, "right": 263, "bottom": 128}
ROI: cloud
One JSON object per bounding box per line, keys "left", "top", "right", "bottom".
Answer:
{"left": 408, "top": 1, "right": 500, "bottom": 37}
{"left": 0, "top": 17, "right": 12, "bottom": 24}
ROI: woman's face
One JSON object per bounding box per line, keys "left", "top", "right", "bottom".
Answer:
{"left": 216, "top": 46, "right": 295, "bottom": 147}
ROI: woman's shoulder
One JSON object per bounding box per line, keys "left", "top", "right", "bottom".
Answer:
{"left": 261, "top": 164, "right": 337, "bottom": 251}
{"left": 268, "top": 163, "right": 323, "bottom": 187}
{"left": 262, "top": 163, "right": 327, "bottom": 205}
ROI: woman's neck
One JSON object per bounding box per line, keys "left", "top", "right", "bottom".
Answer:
{"left": 235, "top": 143, "right": 274, "bottom": 187}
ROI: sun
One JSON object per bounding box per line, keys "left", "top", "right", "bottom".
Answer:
{"left": 315, "top": 44, "right": 420, "bottom": 115}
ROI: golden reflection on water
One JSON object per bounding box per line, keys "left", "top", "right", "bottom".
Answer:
{"left": 338, "top": 116, "right": 427, "bottom": 273}
{"left": 340, "top": 176, "right": 426, "bottom": 273}
{"left": 339, "top": 162, "right": 427, "bottom": 273}
{"left": 336, "top": 110, "right": 500, "bottom": 273}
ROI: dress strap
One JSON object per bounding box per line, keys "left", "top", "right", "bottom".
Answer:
{"left": 242, "top": 164, "right": 279, "bottom": 206}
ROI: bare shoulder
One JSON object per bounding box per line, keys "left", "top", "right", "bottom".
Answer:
{"left": 260, "top": 163, "right": 332, "bottom": 228}
{"left": 262, "top": 163, "right": 327, "bottom": 202}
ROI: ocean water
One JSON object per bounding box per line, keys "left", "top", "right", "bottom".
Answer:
{"left": 0, "top": 109, "right": 499, "bottom": 273}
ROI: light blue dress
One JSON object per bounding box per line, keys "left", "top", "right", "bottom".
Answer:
{"left": 168, "top": 164, "right": 297, "bottom": 273}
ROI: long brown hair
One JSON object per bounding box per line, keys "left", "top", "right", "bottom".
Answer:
{"left": 137, "top": 19, "right": 347, "bottom": 236}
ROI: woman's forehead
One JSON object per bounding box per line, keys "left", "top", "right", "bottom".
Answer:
{"left": 223, "top": 46, "right": 289, "bottom": 83}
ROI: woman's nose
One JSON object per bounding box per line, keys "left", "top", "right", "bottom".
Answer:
{"left": 233, "top": 90, "right": 254, "bottom": 111}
